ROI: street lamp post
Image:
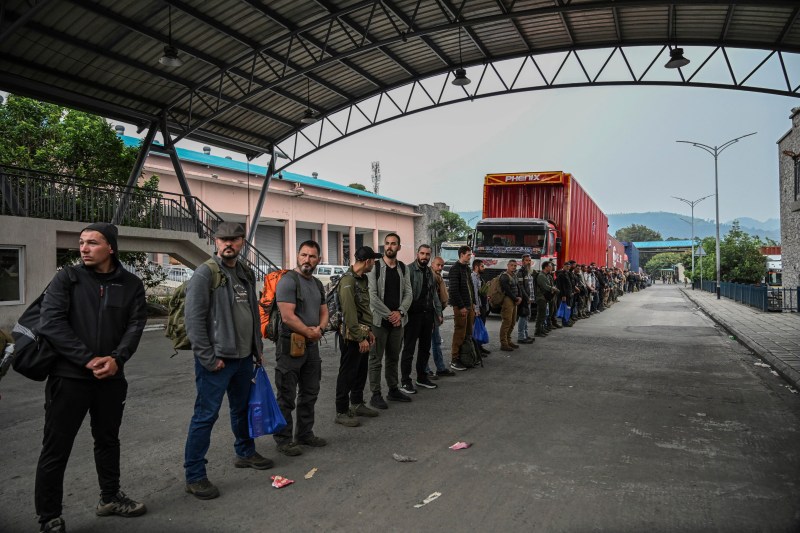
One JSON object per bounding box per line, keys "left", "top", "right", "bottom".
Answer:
{"left": 677, "top": 133, "right": 756, "bottom": 299}
{"left": 672, "top": 194, "right": 713, "bottom": 289}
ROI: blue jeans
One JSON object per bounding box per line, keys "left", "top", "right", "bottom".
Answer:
{"left": 185, "top": 357, "right": 255, "bottom": 483}
{"left": 428, "top": 321, "right": 447, "bottom": 373}
{"left": 517, "top": 315, "right": 529, "bottom": 341}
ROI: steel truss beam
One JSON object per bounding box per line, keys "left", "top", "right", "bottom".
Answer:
{"left": 269, "top": 45, "right": 800, "bottom": 172}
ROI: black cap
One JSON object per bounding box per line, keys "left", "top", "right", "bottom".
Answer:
{"left": 214, "top": 221, "right": 245, "bottom": 239}
{"left": 354, "top": 246, "right": 382, "bottom": 261}
{"left": 82, "top": 222, "right": 118, "bottom": 256}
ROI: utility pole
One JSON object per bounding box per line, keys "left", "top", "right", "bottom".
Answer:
{"left": 672, "top": 194, "right": 713, "bottom": 289}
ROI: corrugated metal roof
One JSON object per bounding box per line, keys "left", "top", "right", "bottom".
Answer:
{"left": 119, "top": 134, "right": 413, "bottom": 206}
{"left": 631, "top": 240, "right": 695, "bottom": 248}
{"left": 2, "top": 1, "right": 799, "bottom": 159}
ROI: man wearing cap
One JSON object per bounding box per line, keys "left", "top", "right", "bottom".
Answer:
{"left": 184, "top": 221, "right": 271, "bottom": 501}
{"left": 36, "top": 222, "right": 147, "bottom": 533}
{"left": 367, "top": 233, "right": 413, "bottom": 406}
{"left": 335, "top": 246, "right": 381, "bottom": 427}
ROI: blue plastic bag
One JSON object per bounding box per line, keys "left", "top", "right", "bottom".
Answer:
{"left": 472, "top": 316, "right": 489, "bottom": 345}
{"left": 248, "top": 365, "right": 287, "bottom": 438}
{"left": 556, "top": 301, "right": 571, "bottom": 322}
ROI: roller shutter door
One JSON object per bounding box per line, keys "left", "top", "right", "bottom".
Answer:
{"left": 296, "top": 228, "right": 313, "bottom": 247}
{"left": 255, "top": 225, "right": 284, "bottom": 269}
{"left": 327, "top": 231, "right": 339, "bottom": 264}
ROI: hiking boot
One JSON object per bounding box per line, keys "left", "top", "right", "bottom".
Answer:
{"left": 40, "top": 517, "right": 65, "bottom": 533}
{"left": 276, "top": 442, "right": 303, "bottom": 456}
{"left": 552, "top": 323, "right": 562, "bottom": 329}
{"left": 480, "top": 346, "right": 491, "bottom": 354}
{"left": 185, "top": 479, "right": 220, "bottom": 500}
{"left": 387, "top": 388, "right": 412, "bottom": 402}
{"left": 370, "top": 393, "right": 388, "bottom": 410}
{"left": 234, "top": 452, "right": 274, "bottom": 470}
{"left": 350, "top": 403, "right": 379, "bottom": 417}
{"left": 508, "top": 341, "right": 520, "bottom": 349}
{"left": 399, "top": 382, "right": 416, "bottom": 395}
{"left": 415, "top": 378, "right": 438, "bottom": 389}
{"left": 450, "top": 361, "right": 468, "bottom": 371}
{"left": 519, "top": 338, "right": 535, "bottom": 344}
{"left": 335, "top": 412, "right": 361, "bottom": 427}
{"left": 95, "top": 491, "right": 147, "bottom": 517}
{"left": 436, "top": 368, "right": 456, "bottom": 377}
{"left": 426, "top": 371, "right": 439, "bottom": 380}
{"left": 501, "top": 345, "right": 514, "bottom": 352}
{"left": 535, "top": 332, "right": 547, "bottom": 338}
{"left": 297, "top": 435, "right": 328, "bottom": 447}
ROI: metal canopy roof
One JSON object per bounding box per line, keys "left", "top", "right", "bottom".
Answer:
{"left": 2, "top": 0, "right": 800, "bottom": 162}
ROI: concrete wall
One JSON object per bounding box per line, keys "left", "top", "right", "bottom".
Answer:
{"left": 778, "top": 107, "right": 800, "bottom": 289}
{"left": 414, "top": 202, "right": 450, "bottom": 254}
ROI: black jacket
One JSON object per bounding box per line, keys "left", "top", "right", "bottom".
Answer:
{"left": 39, "top": 262, "right": 147, "bottom": 379}
{"left": 555, "top": 269, "right": 574, "bottom": 298}
{"left": 447, "top": 261, "right": 474, "bottom": 309}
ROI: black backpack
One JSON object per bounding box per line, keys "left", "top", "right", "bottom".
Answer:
{"left": 459, "top": 338, "right": 483, "bottom": 368}
{"left": 11, "top": 267, "right": 78, "bottom": 381}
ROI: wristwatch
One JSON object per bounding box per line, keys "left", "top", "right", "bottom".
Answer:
{"left": 399, "top": 310, "right": 405, "bottom": 317}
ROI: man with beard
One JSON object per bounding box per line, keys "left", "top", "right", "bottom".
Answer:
{"left": 272, "top": 241, "right": 331, "bottom": 457}
{"left": 555, "top": 261, "right": 575, "bottom": 328}
{"left": 429, "top": 256, "right": 455, "bottom": 377}
{"left": 367, "top": 233, "right": 413, "bottom": 407}
{"left": 499, "top": 259, "right": 522, "bottom": 351}
{"left": 400, "top": 245, "right": 442, "bottom": 392}
{"left": 448, "top": 245, "right": 475, "bottom": 371}
{"left": 184, "top": 222, "right": 271, "bottom": 501}
{"left": 516, "top": 254, "right": 534, "bottom": 344}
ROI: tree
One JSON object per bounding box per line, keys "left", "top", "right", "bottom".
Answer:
{"left": 428, "top": 211, "right": 472, "bottom": 252}
{"left": 348, "top": 182, "right": 367, "bottom": 191}
{"left": 615, "top": 224, "right": 662, "bottom": 243}
{"left": 644, "top": 252, "right": 683, "bottom": 276}
{"left": 1, "top": 95, "right": 165, "bottom": 290}
{"left": 696, "top": 221, "right": 766, "bottom": 284}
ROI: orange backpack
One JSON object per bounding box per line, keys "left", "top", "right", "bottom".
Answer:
{"left": 259, "top": 269, "right": 291, "bottom": 340}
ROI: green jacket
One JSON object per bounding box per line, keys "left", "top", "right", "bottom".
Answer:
{"left": 338, "top": 267, "right": 373, "bottom": 342}
{"left": 536, "top": 270, "right": 555, "bottom": 300}
{"left": 408, "top": 260, "right": 443, "bottom": 318}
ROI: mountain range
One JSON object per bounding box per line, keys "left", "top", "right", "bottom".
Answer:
{"left": 455, "top": 210, "right": 781, "bottom": 243}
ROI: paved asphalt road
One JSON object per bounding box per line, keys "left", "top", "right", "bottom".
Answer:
{"left": 2, "top": 284, "right": 799, "bottom": 532}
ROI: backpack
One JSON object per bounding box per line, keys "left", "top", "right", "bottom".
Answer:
{"left": 259, "top": 270, "right": 324, "bottom": 342}
{"left": 324, "top": 272, "right": 350, "bottom": 333}
{"left": 11, "top": 266, "right": 78, "bottom": 381}
{"left": 486, "top": 274, "right": 506, "bottom": 308}
{"left": 459, "top": 338, "right": 483, "bottom": 368}
{"left": 165, "top": 259, "right": 224, "bottom": 351}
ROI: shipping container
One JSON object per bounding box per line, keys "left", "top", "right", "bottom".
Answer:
{"left": 480, "top": 171, "right": 608, "bottom": 269}
{"left": 606, "top": 235, "right": 625, "bottom": 269}
{"left": 622, "top": 241, "right": 640, "bottom": 273}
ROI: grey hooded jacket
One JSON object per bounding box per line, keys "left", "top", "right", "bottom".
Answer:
{"left": 184, "top": 256, "right": 263, "bottom": 371}
{"left": 367, "top": 258, "right": 412, "bottom": 328}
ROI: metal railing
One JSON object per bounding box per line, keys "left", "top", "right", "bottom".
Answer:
{"left": 694, "top": 279, "right": 799, "bottom": 312}
{"left": 0, "top": 165, "right": 279, "bottom": 280}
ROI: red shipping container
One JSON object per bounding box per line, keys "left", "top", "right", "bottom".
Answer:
{"left": 482, "top": 171, "right": 608, "bottom": 267}
{"left": 606, "top": 235, "right": 626, "bottom": 269}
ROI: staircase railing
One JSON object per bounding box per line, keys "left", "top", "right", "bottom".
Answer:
{"left": 0, "top": 165, "right": 279, "bottom": 280}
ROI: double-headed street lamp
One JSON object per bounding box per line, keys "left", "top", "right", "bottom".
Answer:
{"left": 672, "top": 194, "right": 714, "bottom": 289}
{"left": 677, "top": 133, "right": 756, "bottom": 299}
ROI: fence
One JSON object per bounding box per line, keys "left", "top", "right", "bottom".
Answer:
{"left": 694, "top": 280, "right": 799, "bottom": 312}
{"left": 0, "top": 165, "right": 279, "bottom": 281}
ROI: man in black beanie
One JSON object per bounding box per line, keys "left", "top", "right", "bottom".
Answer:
{"left": 35, "top": 222, "right": 147, "bottom": 533}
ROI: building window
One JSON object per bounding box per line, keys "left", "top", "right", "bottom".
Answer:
{"left": 0, "top": 246, "right": 24, "bottom": 305}
{"left": 795, "top": 158, "right": 800, "bottom": 202}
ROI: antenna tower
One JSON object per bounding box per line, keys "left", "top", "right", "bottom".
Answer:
{"left": 371, "top": 161, "right": 381, "bottom": 194}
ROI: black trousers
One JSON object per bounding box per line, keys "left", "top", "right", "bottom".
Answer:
{"left": 400, "top": 309, "right": 434, "bottom": 384}
{"left": 335, "top": 338, "right": 369, "bottom": 413}
{"left": 273, "top": 337, "right": 321, "bottom": 445}
{"left": 35, "top": 376, "right": 127, "bottom": 523}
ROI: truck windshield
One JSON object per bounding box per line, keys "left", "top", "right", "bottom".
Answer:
{"left": 475, "top": 228, "right": 546, "bottom": 256}
{"left": 440, "top": 248, "right": 460, "bottom": 262}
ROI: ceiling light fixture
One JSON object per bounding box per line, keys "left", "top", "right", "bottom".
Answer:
{"left": 160, "top": 6, "right": 183, "bottom": 67}
{"left": 300, "top": 78, "right": 317, "bottom": 124}
{"left": 665, "top": 47, "right": 690, "bottom": 69}
{"left": 451, "top": 27, "right": 471, "bottom": 86}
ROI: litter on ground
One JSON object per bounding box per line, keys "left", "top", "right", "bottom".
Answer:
{"left": 271, "top": 475, "right": 294, "bottom": 488}
{"left": 449, "top": 441, "right": 471, "bottom": 450}
{"left": 771, "top": 370, "right": 780, "bottom": 377}
{"left": 754, "top": 362, "right": 771, "bottom": 368}
{"left": 414, "top": 492, "right": 442, "bottom": 508}
{"left": 304, "top": 468, "right": 318, "bottom": 479}
{"left": 392, "top": 453, "right": 417, "bottom": 462}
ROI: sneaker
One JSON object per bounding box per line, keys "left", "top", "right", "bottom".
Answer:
{"left": 436, "top": 368, "right": 456, "bottom": 377}
{"left": 370, "top": 393, "right": 389, "bottom": 410}
{"left": 335, "top": 412, "right": 361, "bottom": 427}
{"left": 519, "top": 338, "right": 535, "bottom": 344}
{"left": 450, "top": 361, "right": 468, "bottom": 371}
{"left": 535, "top": 332, "right": 547, "bottom": 338}
{"left": 426, "top": 371, "right": 439, "bottom": 380}
{"left": 479, "top": 347, "right": 491, "bottom": 354}
{"left": 185, "top": 478, "right": 220, "bottom": 500}
{"left": 96, "top": 491, "right": 147, "bottom": 517}
{"left": 276, "top": 442, "right": 303, "bottom": 456}
{"left": 234, "top": 452, "right": 274, "bottom": 470}
{"left": 297, "top": 435, "right": 328, "bottom": 447}
{"left": 40, "top": 517, "right": 65, "bottom": 533}
{"left": 387, "top": 388, "right": 412, "bottom": 402}
{"left": 399, "top": 382, "right": 417, "bottom": 395}
{"left": 350, "top": 403, "right": 379, "bottom": 417}
{"left": 415, "top": 378, "right": 438, "bottom": 389}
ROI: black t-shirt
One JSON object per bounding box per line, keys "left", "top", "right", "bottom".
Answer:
{"left": 383, "top": 263, "right": 401, "bottom": 311}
